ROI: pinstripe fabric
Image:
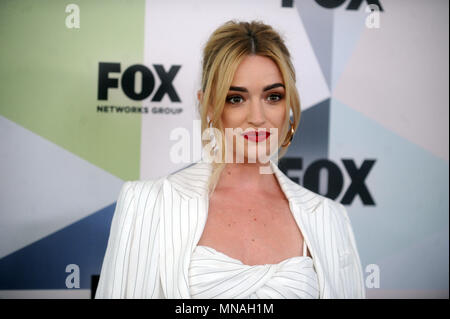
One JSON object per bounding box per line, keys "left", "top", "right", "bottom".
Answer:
{"left": 188, "top": 240, "right": 320, "bottom": 299}
{"left": 95, "top": 159, "right": 366, "bottom": 299}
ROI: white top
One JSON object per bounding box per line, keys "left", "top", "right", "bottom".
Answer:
{"left": 188, "top": 240, "right": 320, "bottom": 299}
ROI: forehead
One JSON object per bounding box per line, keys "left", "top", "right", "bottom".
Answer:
{"left": 231, "top": 55, "right": 283, "bottom": 86}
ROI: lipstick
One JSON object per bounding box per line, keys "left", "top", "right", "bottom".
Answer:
{"left": 242, "top": 130, "right": 271, "bottom": 142}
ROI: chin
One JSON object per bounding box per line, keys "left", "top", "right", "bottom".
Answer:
{"left": 237, "top": 145, "right": 274, "bottom": 164}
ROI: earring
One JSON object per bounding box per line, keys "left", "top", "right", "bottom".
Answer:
{"left": 207, "top": 119, "right": 218, "bottom": 153}
{"left": 281, "top": 119, "right": 295, "bottom": 147}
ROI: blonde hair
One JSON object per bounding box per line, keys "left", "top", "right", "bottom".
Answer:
{"left": 198, "top": 20, "right": 301, "bottom": 196}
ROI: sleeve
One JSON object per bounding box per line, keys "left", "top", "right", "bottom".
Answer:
{"left": 95, "top": 181, "right": 137, "bottom": 299}
{"left": 337, "top": 203, "right": 366, "bottom": 299}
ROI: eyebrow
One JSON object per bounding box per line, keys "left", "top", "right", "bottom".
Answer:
{"left": 229, "top": 83, "right": 285, "bottom": 92}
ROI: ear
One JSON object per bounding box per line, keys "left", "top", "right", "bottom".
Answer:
{"left": 197, "top": 90, "right": 203, "bottom": 103}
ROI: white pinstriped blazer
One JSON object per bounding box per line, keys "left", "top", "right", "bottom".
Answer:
{"left": 95, "top": 159, "right": 366, "bottom": 299}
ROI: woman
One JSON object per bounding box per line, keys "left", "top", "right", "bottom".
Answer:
{"left": 95, "top": 20, "right": 365, "bottom": 299}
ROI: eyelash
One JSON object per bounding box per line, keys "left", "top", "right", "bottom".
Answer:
{"left": 225, "top": 93, "right": 284, "bottom": 105}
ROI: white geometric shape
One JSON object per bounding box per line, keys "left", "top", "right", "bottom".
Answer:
{"left": 333, "top": 0, "right": 449, "bottom": 161}
{"left": 0, "top": 115, "right": 124, "bottom": 259}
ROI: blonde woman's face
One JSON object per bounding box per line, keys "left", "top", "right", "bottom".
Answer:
{"left": 221, "top": 55, "right": 287, "bottom": 164}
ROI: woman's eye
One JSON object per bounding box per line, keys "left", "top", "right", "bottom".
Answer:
{"left": 226, "top": 95, "right": 244, "bottom": 104}
{"left": 267, "top": 93, "right": 283, "bottom": 102}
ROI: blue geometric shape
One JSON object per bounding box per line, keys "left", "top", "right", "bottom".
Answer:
{"left": 0, "top": 202, "right": 116, "bottom": 289}
{"left": 331, "top": 7, "right": 367, "bottom": 90}
{"left": 283, "top": 98, "right": 330, "bottom": 167}
{"left": 279, "top": 99, "right": 330, "bottom": 196}
{"left": 295, "top": 1, "right": 334, "bottom": 89}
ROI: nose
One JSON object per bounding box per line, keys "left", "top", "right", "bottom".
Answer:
{"left": 247, "top": 97, "right": 266, "bottom": 127}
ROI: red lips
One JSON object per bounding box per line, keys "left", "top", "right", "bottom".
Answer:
{"left": 242, "top": 131, "right": 271, "bottom": 142}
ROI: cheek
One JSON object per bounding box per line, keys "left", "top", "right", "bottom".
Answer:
{"left": 221, "top": 108, "right": 245, "bottom": 128}
{"left": 267, "top": 104, "right": 286, "bottom": 129}
{"left": 266, "top": 105, "right": 287, "bottom": 147}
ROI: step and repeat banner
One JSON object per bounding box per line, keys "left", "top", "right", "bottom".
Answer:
{"left": 0, "top": 0, "right": 448, "bottom": 298}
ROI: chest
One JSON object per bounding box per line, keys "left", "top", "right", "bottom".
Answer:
{"left": 197, "top": 190, "right": 305, "bottom": 265}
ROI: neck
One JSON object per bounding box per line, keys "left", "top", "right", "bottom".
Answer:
{"left": 215, "top": 161, "right": 277, "bottom": 192}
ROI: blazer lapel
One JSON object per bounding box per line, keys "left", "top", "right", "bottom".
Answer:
{"left": 272, "top": 163, "right": 339, "bottom": 298}
{"left": 160, "top": 159, "right": 336, "bottom": 299}
{"left": 159, "top": 160, "right": 212, "bottom": 298}
{"left": 269, "top": 161, "right": 337, "bottom": 298}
